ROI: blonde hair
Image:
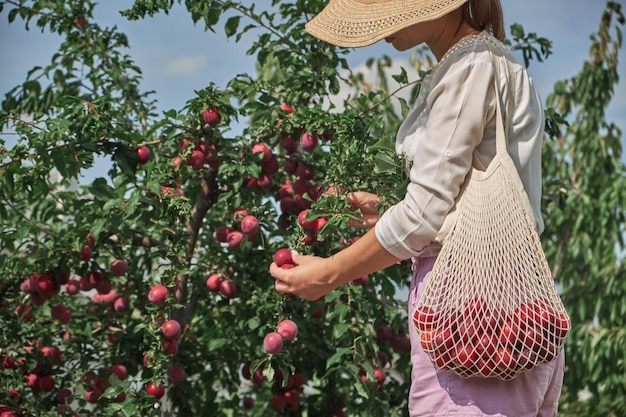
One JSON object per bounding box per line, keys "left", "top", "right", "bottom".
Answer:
{"left": 462, "top": 0, "right": 505, "bottom": 41}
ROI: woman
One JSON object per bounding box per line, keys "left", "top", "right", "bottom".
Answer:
{"left": 269, "top": 0, "right": 565, "bottom": 415}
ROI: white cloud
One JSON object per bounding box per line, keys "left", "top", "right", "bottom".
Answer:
{"left": 164, "top": 54, "right": 209, "bottom": 78}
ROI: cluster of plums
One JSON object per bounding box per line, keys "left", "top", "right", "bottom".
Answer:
{"left": 413, "top": 298, "right": 570, "bottom": 380}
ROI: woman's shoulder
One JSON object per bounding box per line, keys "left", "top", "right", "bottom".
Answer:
{"left": 439, "top": 32, "right": 507, "bottom": 69}
{"left": 432, "top": 31, "right": 526, "bottom": 84}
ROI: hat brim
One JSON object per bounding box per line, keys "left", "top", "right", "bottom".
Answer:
{"left": 305, "top": 0, "right": 469, "bottom": 48}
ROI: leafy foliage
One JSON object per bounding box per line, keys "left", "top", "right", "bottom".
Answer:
{"left": 542, "top": 2, "right": 626, "bottom": 416}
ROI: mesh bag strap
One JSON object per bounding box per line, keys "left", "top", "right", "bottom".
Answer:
{"left": 413, "top": 36, "right": 571, "bottom": 380}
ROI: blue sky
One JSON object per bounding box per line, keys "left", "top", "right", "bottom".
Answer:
{"left": 1, "top": 1, "right": 624, "bottom": 152}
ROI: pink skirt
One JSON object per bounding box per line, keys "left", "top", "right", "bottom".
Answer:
{"left": 408, "top": 257, "right": 565, "bottom": 417}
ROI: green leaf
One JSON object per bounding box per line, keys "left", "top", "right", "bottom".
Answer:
{"left": 325, "top": 347, "right": 352, "bottom": 370}
{"left": 225, "top": 16, "right": 241, "bottom": 38}
{"left": 88, "top": 178, "right": 116, "bottom": 201}
{"left": 208, "top": 338, "right": 229, "bottom": 351}
{"left": 333, "top": 322, "right": 350, "bottom": 339}
{"left": 391, "top": 67, "right": 408, "bottom": 84}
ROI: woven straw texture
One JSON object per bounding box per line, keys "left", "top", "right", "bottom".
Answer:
{"left": 413, "top": 36, "right": 570, "bottom": 380}
{"left": 305, "top": 0, "right": 469, "bottom": 47}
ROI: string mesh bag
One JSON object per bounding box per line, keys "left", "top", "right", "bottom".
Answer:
{"left": 413, "top": 37, "right": 570, "bottom": 381}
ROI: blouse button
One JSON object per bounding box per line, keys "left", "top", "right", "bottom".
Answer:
{"left": 445, "top": 150, "right": 453, "bottom": 158}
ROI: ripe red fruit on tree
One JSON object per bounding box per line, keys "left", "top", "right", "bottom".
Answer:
{"left": 219, "top": 279, "right": 237, "bottom": 298}
{"left": 148, "top": 285, "right": 168, "bottom": 305}
{"left": 391, "top": 335, "right": 411, "bottom": 354}
{"left": 296, "top": 163, "right": 315, "bottom": 180}
{"left": 280, "top": 196, "right": 294, "bottom": 214}
{"left": 164, "top": 339, "right": 178, "bottom": 355}
{"left": 240, "top": 215, "right": 260, "bottom": 236}
{"left": 136, "top": 146, "right": 151, "bottom": 164}
{"left": 109, "top": 364, "right": 128, "bottom": 381}
{"left": 262, "top": 155, "right": 279, "bottom": 175}
{"left": 87, "top": 270, "right": 104, "bottom": 288}
{"left": 187, "top": 150, "right": 205, "bottom": 171}
{"left": 252, "top": 142, "right": 273, "bottom": 162}
{"left": 93, "top": 289, "right": 116, "bottom": 303}
{"left": 233, "top": 208, "right": 249, "bottom": 223}
{"left": 85, "top": 387, "right": 102, "bottom": 403}
{"left": 277, "top": 319, "right": 298, "bottom": 341}
{"left": 26, "top": 373, "right": 40, "bottom": 391}
{"left": 283, "top": 158, "right": 298, "bottom": 174}
{"left": 297, "top": 210, "right": 315, "bottom": 229}
{"left": 300, "top": 131, "right": 318, "bottom": 152}
{"left": 79, "top": 244, "right": 92, "bottom": 261}
{"left": 271, "top": 392, "right": 286, "bottom": 411}
{"left": 242, "top": 396, "right": 255, "bottom": 409}
{"left": 65, "top": 279, "right": 80, "bottom": 295}
{"left": 374, "top": 368, "right": 386, "bottom": 385}
{"left": 206, "top": 273, "right": 222, "bottom": 292}
{"left": 263, "top": 331, "right": 284, "bottom": 354}
{"left": 145, "top": 381, "right": 165, "bottom": 399}
{"left": 252, "top": 368, "right": 265, "bottom": 385}
{"left": 51, "top": 304, "right": 71, "bottom": 324}
{"left": 36, "top": 274, "right": 55, "bottom": 294}
{"left": 273, "top": 248, "right": 293, "bottom": 267}
{"left": 95, "top": 277, "right": 112, "bottom": 295}
{"left": 20, "top": 275, "right": 37, "bottom": 293}
{"left": 226, "top": 230, "right": 244, "bottom": 249}
{"left": 376, "top": 325, "right": 393, "bottom": 343}
{"left": 110, "top": 259, "right": 128, "bottom": 277}
{"left": 56, "top": 388, "right": 72, "bottom": 404}
{"left": 41, "top": 345, "right": 63, "bottom": 363}
{"left": 161, "top": 319, "right": 181, "bottom": 340}
{"left": 352, "top": 275, "right": 369, "bottom": 287}
{"left": 256, "top": 173, "right": 273, "bottom": 190}
{"left": 279, "top": 103, "right": 294, "bottom": 114}
{"left": 114, "top": 296, "right": 130, "bottom": 312}
{"left": 312, "top": 217, "right": 327, "bottom": 235}
{"left": 202, "top": 107, "right": 221, "bottom": 127}
{"left": 168, "top": 366, "right": 186, "bottom": 384}
{"left": 214, "top": 226, "right": 231, "bottom": 242}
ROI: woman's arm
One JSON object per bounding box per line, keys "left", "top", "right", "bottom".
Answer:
{"left": 270, "top": 227, "right": 402, "bottom": 301}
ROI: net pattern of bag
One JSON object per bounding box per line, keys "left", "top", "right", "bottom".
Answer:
{"left": 413, "top": 36, "right": 570, "bottom": 380}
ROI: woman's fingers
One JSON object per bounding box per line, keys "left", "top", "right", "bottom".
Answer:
{"left": 346, "top": 191, "right": 381, "bottom": 228}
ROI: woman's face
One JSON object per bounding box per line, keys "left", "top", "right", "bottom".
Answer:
{"left": 384, "top": 20, "right": 440, "bottom": 51}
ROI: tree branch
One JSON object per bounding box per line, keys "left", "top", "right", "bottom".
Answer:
{"left": 172, "top": 168, "right": 219, "bottom": 326}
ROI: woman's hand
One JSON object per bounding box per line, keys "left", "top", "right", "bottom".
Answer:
{"left": 270, "top": 252, "right": 339, "bottom": 301}
{"left": 346, "top": 191, "right": 381, "bottom": 229}
{"left": 269, "top": 229, "right": 402, "bottom": 302}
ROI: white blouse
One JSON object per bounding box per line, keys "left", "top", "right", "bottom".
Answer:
{"left": 375, "top": 32, "right": 545, "bottom": 260}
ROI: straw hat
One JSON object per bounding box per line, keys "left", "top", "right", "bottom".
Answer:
{"left": 305, "top": 0, "right": 470, "bottom": 48}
